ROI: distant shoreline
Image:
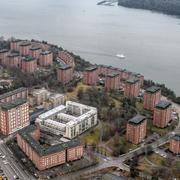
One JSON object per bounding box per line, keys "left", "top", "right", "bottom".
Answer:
{"left": 117, "top": 0, "right": 180, "bottom": 17}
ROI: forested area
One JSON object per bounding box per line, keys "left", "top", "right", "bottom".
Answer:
{"left": 118, "top": 0, "right": 180, "bottom": 16}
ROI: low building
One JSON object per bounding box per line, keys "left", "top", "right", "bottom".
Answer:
{"left": 36, "top": 101, "right": 98, "bottom": 139}
{"left": 126, "top": 115, "right": 147, "bottom": 144}
{"left": 83, "top": 66, "right": 98, "bottom": 85}
{"left": 39, "top": 51, "right": 53, "bottom": 66}
{"left": 57, "top": 65, "right": 73, "bottom": 84}
{"left": 19, "top": 41, "right": 31, "bottom": 56}
{"left": 105, "top": 73, "right": 120, "bottom": 91}
{"left": 169, "top": 134, "right": 180, "bottom": 154}
{"left": 32, "top": 88, "right": 50, "bottom": 106}
{"left": 124, "top": 78, "right": 140, "bottom": 98}
{"left": 29, "top": 47, "right": 42, "bottom": 60}
{"left": 143, "top": 86, "right": 161, "bottom": 111}
{"left": 6, "top": 53, "right": 21, "bottom": 68}
{"left": 0, "top": 87, "right": 28, "bottom": 103}
{"left": 0, "top": 99, "right": 29, "bottom": 135}
{"left": 0, "top": 49, "right": 9, "bottom": 65}
{"left": 153, "top": 101, "right": 172, "bottom": 128}
{"left": 17, "top": 125, "right": 83, "bottom": 170}
{"left": 21, "top": 56, "right": 37, "bottom": 73}
{"left": 48, "top": 93, "right": 65, "bottom": 107}
{"left": 10, "top": 39, "right": 22, "bottom": 52}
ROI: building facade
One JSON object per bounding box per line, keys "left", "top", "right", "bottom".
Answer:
{"left": 10, "top": 39, "right": 22, "bottom": 52}
{"left": 29, "top": 47, "right": 42, "bottom": 60}
{"left": 124, "top": 78, "right": 140, "bottom": 98}
{"left": 19, "top": 41, "right": 31, "bottom": 56}
{"left": 0, "top": 99, "right": 29, "bottom": 135}
{"left": 6, "top": 53, "right": 21, "bottom": 68}
{"left": 0, "top": 49, "right": 9, "bottom": 65}
{"left": 143, "top": 86, "right": 161, "bottom": 111}
{"left": 57, "top": 65, "right": 73, "bottom": 84}
{"left": 83, "top": 67, "right": 98, "bottom": 85}
{"left": 21, "top": 56, "right": 37, "bottom": 73}
{"left": 126, "top": 115, "right": 147, "bottom": 144}
{"left": 169, "top": 134, "right": 180, "bottom": 154}
{"left": 153, "top": 101, "right": 172, "bottom": 128}
{"left": 105, "top": 73, "right": 120, "bottom": 91}
{"left": 39, "top": 51, "right": 53, "bottom": 66}
{"left": 17, "top": 126, "right": 83, "bottom": 170}
{"left": 0, "top": 87, "right": 28, "bottom": 103}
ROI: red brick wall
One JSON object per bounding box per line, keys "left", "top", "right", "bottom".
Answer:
{"left": 169, "top": 139, "right": 180, "bottom": 154}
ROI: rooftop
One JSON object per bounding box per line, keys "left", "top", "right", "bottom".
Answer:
{"left": 85, "top": 66, "right": 97, "bottom": 72}
{"left": 41, "top": 51, "right": 52, "bottom": 55}
{"left": 126, "top": 78, "right": 139, "bottom": 84}
{"left": 0, "top": 99, "right": 27, "bottom": 110}
{"left": 23, "top": 56, "right": 36, "bottom": 62}
{"left": 58, "top": 64, "right": 71, "bottom": 70}
{"left": 146, "top": 86, "right": 161, "bottom": 93}
{"left": 172, "top": 134, "right": 180, "bottom": 141}
{"left": 0, "top": 87, "right": 27, "bottom": 100}
{"left": 7, "top": 53, "right": 19, "bottom": 58}
{"left": 18, "top": 125, "right": 81, "bottom": 156}
{"left": 11, "top": 39, "right": 21, "bottom": 43}
{"left": 19, "top": 41, "right": 31, "bottom": 47}
{"left": 30, "top": 46, "right": 41, "bottom": 51}
{"left": 0, "top": 49, "right": 9, "bottom": 53}
{"left": 106, "top": 73, "right": 119, "bottom": 78}
{"left": 128, "top": 115, "right": 146, "bottom": 125}
{"left": 155, "top": 100, "right": 172, "bottom": 109}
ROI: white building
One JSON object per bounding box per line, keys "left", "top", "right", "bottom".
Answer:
{"left": 36, "top": 101, "right": 98, "bottom": 139}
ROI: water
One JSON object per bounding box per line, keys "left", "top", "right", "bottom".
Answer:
{"left": 0, "top": 0, "right": 180, "bottom": 95}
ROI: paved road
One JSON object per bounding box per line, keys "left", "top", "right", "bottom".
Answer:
{"left": 0, "top": 142, "right": 35, "bottom": 180}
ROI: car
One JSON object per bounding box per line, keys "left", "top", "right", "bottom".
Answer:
{"left": 13, "top": 175, "right": 19, "bottom": 179}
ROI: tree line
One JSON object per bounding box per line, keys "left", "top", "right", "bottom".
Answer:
{"left": 118, "top": 0, "right": 180, "bottom": 16}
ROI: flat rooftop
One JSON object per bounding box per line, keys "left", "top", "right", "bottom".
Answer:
{"left": 106, "top": 73, "right": 119, "bottom": 78}
{"left": 172, "top": 134, "right": 180, "bottom": 141}
{"left": 41, "top": 51, "right": 52, "bottom": 55}
{"left": 30, "top": 46, "right": 41, "bottom": 51}
{"left": 7, "top": 53, "right": 19, "bottom": 58}
{"left": 0, "top": 87, "right": 27, "bottom": 100}
{"left": 85, "top": 66, "right": 97, "bottom": 72}
{"left": 23, "top": 56, "right": 36, "bottom": 62}
{"left": 0, "top": 49, "right": 8, "bottom": 53}
{"left": 18, "top": 125, "right": 81, "bottom": 156}
{"left": 128, "top": 115, "right": 146, "bottom": 125}
{"left": 19, "top": 41, "right": 31, "bottom": 46}
{"left": 11, "top": 39, "right": 21, "bottom": 43}
{"left": 156, "top": 100, "right": 172, "bottom": 109}
{"left": 146, "top": 86, "right": 161, "bottom": 93}
{"left": 58, "top": 64, "right": 71, "bottom": 70}
{"left": 0, "top": 99, "right": 27, "bottom": 110}
{"left": 126, "top": 78, "right": 139, "bottom": 84}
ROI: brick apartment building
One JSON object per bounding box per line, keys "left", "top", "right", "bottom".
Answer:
{"left": 153, "top": 100, "right": 172, "bottom": 128}
{"left": 83, "top": 67, "right": 98, "bottom": 85}
{"left": 21, "top": 56, "right": 37, "bottom": 73}
{"left": 169, "top": 134, "right": 180, "bottom": 154}
{"left": 0, "top": 87, "right": 28, "bottom": 103}
{"left": 29, "top": 47, "right": 42, "bottom": 60}
{"left": 58, "top": 51, "right": 75, "bottom": 69}
{"left": 39, "top": 51, "right": 53, "bottom": 66}
{"left": 143, "top": 86, "right": 161, "bottom": 111}
{"left": 0, "top": 99, "right": 29, "bottom": 135}
{"left": 124, "top": 78, "right": 140, "bottom": 98}
{"left": 6, "top": 53, "right": 21, "bottom": 68}
{"left": 19, "top": 41, "right": 31, "bottom": 56}
{"left": 10, "top": 39, "right": 22, "bottom": 52}
{"left": 105, "top": 73, "right": 120, "bottom": 91}
{"left": 57, "top": 65, "right": 73, "bottom": 84}
{"left": 0, "top": 49, "right": 9, "bottom": 65}
{"left": 17, "top": 126, "right": 83, "bottom": 170}
{"left": 126, "top": 115, "right": 147, "bottom": 144}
